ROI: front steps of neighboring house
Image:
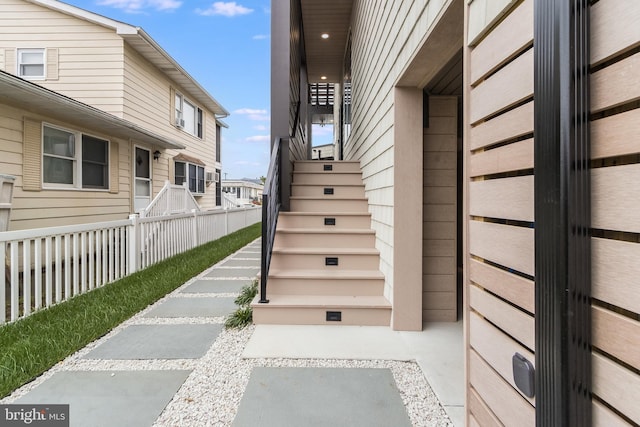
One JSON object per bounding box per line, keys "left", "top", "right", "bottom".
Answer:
{"left": 252, "top": 160, "right": 391, "bottom": 326}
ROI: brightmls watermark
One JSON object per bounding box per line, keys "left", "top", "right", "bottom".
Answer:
{"left": 0, "top": 405, "right": 68, "bottom": 426}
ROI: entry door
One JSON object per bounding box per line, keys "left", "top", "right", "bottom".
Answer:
{"left": 134, "top": 147, "right": 151, "bottom": 212}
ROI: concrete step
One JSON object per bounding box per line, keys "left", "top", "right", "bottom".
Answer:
{"left": 292, "top": 171, "right": 364, "bottom": 186}
{"left": 277, "top": 212, "right": 373, "bottom": 229}
{"left": 251, "top": 294, "right": 391, "bottom": 326}
{"left": 294, "top": 161, "right": 361, "bottom": 173}
{"left": 291, "top": 184, "right": 366, "bottom": 198}
{"left": 270, "top": 248, "right": 380, "bottom": 271}
{"left": 265, "top": 268, "right": 385, "bottom": 296}
{"left": 273, "top": 228, "right": 376, "bottom": 248}
{"left": 289, "top": 197, "right": 369, "bottom": 212}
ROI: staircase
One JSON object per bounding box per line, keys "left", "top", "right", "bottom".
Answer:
{"left": 252, "top": 160, "right": 391, "bottom": 326}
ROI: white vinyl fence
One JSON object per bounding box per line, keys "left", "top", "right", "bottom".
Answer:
{"left": 1, "top": 207, "right": 261, "bottom": 324}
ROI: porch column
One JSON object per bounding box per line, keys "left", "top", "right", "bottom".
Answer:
{"left": 392, "top": 87, "right": 423, "bottom": 331}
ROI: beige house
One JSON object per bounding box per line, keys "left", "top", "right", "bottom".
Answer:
{"left": 0, "top": 0, "right": 228, "bottom": 230}
{"left": 260, "top": 0, "right": 640, "bottom": 425}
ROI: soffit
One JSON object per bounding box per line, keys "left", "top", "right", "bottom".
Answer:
{"left": 0, "top": 72, "right": 184, "bottom": 149}
{"left": 301, "top": 0, "right": 353, "bottom": 83}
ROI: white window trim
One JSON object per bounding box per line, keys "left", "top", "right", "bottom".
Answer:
{"left": 174, "top": 92, "right": 203, "bottom": 138}
{"left": 17, "top": 48, "right": 46, "bottom": 80}
{"left": 174, "top": 160, "right": 205, "bottom": 195}
{"left": 41, "top": 123, "right": 110, "bottom": 191}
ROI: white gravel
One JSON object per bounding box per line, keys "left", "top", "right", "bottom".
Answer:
{"left": 1, "top": 241, "right": 453, "bottom": 426}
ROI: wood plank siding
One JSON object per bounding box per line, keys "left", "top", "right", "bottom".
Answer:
{"left": 423, "top": 96, "right": 457, "bottom": 321}
{"left": 346, "top": 0, "right": 455, "bottom": 307}
{"left": 590, "top": 0, "right": 640, "bottom": 424}
{"left": 465, "top": 0, "right": 535, "bottom": 424}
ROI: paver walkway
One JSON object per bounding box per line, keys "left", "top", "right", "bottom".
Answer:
{"left": 2, "top": 239, "right": 452, "bottom": 427}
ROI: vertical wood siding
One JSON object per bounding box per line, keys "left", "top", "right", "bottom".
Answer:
{"left": 348, "top": 0, "right": 452, "bottom": 301}
{"left": 465, "top": 0, "right": 535, "bottom": 424}
{"left": 590, "top": 0, "right": 640, "bottom": 424}
{"left": 0, "top": 103, "right": 132, "bottom": 231}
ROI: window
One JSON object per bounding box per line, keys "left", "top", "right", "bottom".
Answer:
{"left": 175, "top": 93, "right": 203, "bottom": 138}
{"left": 18, "top": 48, "right": 45, "bottom": 79}
{"left": 215, "top": 124, "right": 221, "bottom": 162}
{"left": 42, "top": 124, "right": 109, "bottom": 189}
{"left": 174, "top": 161, "right": 205, "bottom": 195}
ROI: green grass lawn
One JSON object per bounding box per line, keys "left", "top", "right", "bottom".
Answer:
{"left": 0, "top": 222, "right": 261, "bottom": 399}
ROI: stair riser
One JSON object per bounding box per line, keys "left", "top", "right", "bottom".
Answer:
{"left": 291, "top": 185, "right": 365, "bottom": 198}
{"left": 290, "top": 198, "right": 369, "bottom": 212}
{"left": 270, "top": 253, "right": 379, "bottom": 270}
{"left": 277, "top": 215, "right": 372, "bottom": 229}
{"left": 266, "top": 279, "right": 384, "bottom": 296}
{"left": 295, "top": 162, "right": 361, "bottom": 173}
{"left": 293, "top": 173, "right": 363, "bottom": 185}
{"left": 252, "top": 306, "right": 391, "bottom": 326}
{"left": 274, "top": 233, "right": 376, "bottom": 248}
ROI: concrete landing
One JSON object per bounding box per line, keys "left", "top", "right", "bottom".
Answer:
{"left": 243, "top": 321, "right": 464, "bottom": 427}
{"left": 15, "top": 370, "right": 191, "bottom": 427}
{"left": 232, "top": 367, "right": 411, "bottom": 427}
{"left": 83, "top": 324, "right": 222, "bottom": 360}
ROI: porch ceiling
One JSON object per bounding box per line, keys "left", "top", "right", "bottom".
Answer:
{"left": 301, "top": 0, "right": 353, "bottom": 83}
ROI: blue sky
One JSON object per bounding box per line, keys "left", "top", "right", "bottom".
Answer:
{"left": 62, "top": 0, "right": 275, "bottom": 180}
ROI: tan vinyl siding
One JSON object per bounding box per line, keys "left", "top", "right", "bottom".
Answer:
{"left": 590, "top": 0, "right": 640, "bottom": 424}
{"left": 423, "top": 96, "right": 457, "bottom": 321}
{"left": 347, "top": 0, "right": 452, "bottom": 303}
{"left": 0, "top": 103, "right": 132, "bottom": 231}
{"left": 123, "top": 45, "right": 218, "bottom": 209}
{"left": 0, "top": 0, "right": 125, "bottom": 116}
{"left": 465, "top": 0, "right": 535, "bottom": 424}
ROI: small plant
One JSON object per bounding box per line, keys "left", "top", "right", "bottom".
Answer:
{"left": 225, "top": 279, "right": 258, "bottom": 329}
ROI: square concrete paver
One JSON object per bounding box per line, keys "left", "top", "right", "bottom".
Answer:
{"left": 15, "top": 370, "right": 191, "bottom": 427}
{"left": 205, "top": 268, "right": 259, "bottom": 278}
{"left": 143, "top": 297, "right": 237, "bottom": 318}
{"left": 83, "top": 324, "right": 222, "bottom": 359}
{"left": 220, "top": 258, "right": 259, "bottom": 268}
{"left": 233, "top": 367, "right": 411, "bottom": 427}
{"left": 232, "top": 251, "right": 260, "bottom": 259}
{"left": 181, "top": 279, "right": 252, "bottom": 294}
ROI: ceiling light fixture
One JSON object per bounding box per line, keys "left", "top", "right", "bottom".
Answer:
{"left": 321, "top": 33, "right": 329, "bottom": 39}
{"left": 321, "top": 76, "right": 327, "bottom": 80}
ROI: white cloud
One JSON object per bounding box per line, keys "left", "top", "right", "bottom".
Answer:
{"left": 196, "top": 1, "right": 253, "bottom": 16}
{"left": 234, "top": 108, "right": 270, "bottom": 121}
{"left": 97, "top": 0, "right": 181, "bottom": 12}
{"left": 252, "top": 34, "right": 269, "bottom": 40}
{"left": 246, "top": 135, "right": 270, "bottom": 142}
{"left": 253, "top": 125, "right": 268, "bottom": 131}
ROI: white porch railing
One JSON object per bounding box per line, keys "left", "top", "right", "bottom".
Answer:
{"left": 1, "top": 206, "right": 261, "bottom": 324}
{"left": 223, "top": 192, "right": 240, "bottom": 210}
{"left": 140, "top": 181, "right": 200, "bottom": 218}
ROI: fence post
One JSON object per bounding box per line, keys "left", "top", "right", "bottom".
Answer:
{"left": 225, "top": 209, "right": 229, "bottom": 235}
{"left": 191, "top": 209, "right": 199, "bottom": 248}
{"left": 128, "top": 214, "right": 139, "bottom": 274}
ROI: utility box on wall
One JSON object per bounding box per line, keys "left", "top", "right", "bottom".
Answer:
{"left": 0, "top": 174, "right": 15, "bottom": 232}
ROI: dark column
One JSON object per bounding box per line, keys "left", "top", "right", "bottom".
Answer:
{"left": 534, "top": 0, "right": 591, "bottom": 425}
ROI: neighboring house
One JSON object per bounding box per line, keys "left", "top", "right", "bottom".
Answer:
{"left": 0, "top": 0, "right": 228, "bottom": 230}
{"left": 265, "top": 0, "right": 639, "bottom": 426}
{"left": 222, "top": 179, "right": 263, "bottom": 206}
{"left": 311, "top": 143, "right": 334, "bottom": 160}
